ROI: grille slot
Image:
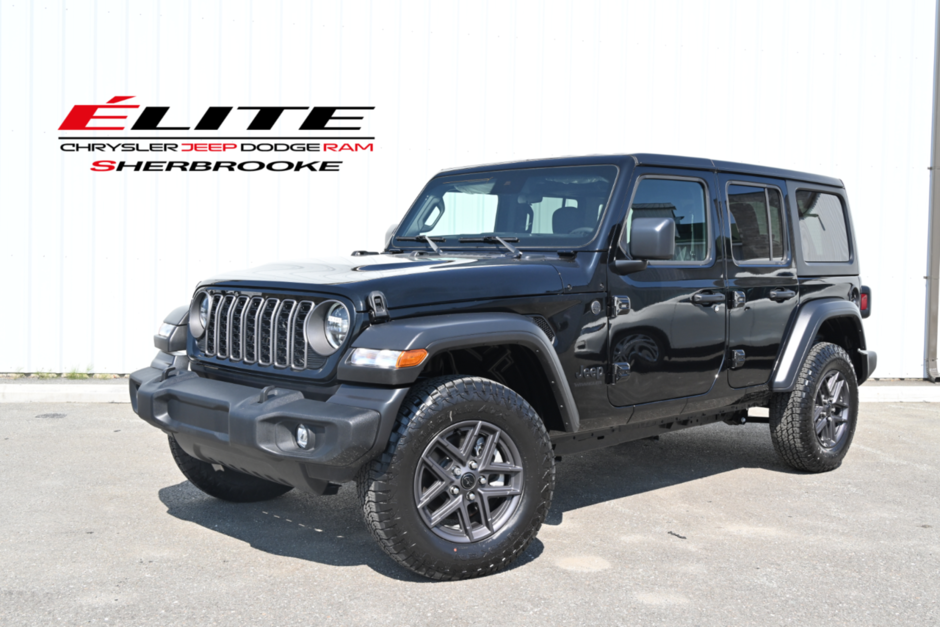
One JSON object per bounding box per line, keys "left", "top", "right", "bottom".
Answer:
{"left": 228, "top": 296, "right": 249, "bottom": 361}
{"left": 200, "top": 291, "right": 327, "bottom": 372}
{"left": 242, "top": 297, "right": 264, "bottom": 363}
{"left": 258, "top": 299, "right": 279, "bottom": 366}
{"left": 274, "top": 300, "right": 297, "bottom": 368}
{"left": 530, "top": 315, "right": 556, "bottom": 342}
{"left": 216, "top": 296, "right": 235, "bottom": 358}
{"left": 291, "top": 301, "right": 314, "bottom": 370}
{"left": 204, "top": 295, "right": 220, "bottom": 356}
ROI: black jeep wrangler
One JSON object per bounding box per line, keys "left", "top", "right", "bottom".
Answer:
{"left": 131, "top": 154, "right": 876, "bottom": 580}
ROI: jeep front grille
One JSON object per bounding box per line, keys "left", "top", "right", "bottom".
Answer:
{"left": 199, "top": 292, "right": 327, "bottom": 371}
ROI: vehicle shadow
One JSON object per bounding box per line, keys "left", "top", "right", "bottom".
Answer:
{"left": 158, "top": 421, "right": 792, "bottom": 579}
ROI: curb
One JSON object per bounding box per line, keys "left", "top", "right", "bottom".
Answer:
{"left": 0, "top": 383, "right": 938, "bottom": 404}
{"left": 0, "top": 384, "right": 129, "bottom": 404}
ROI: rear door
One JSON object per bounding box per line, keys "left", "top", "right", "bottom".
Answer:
{"left": 720, "top": 174, "right": 799, "bottom": 388}
{"left": 606, "top": 168, "right": 726, "bottom": 408}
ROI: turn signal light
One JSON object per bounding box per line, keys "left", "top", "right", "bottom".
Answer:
{"left": 860, "top": 293, "right": 869, "bottom": 311}
{"left": 397, "top": 349, "right": 428, "bottom": 368}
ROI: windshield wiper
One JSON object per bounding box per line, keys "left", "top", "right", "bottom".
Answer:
{"left": 458, "top": 236, "right": 522, "bottom": 258}
{"left": 396, "top": 235, "right": 445, "bottom": 254}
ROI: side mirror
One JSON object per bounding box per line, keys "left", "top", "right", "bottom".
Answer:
{"left": 612, "top": 217, "right": 676, "bottom": 275}
{"left": 384, "top": 223, "right": 399, "bottom": 250}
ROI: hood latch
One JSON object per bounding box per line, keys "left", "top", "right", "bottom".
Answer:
{"left": 368, "top": 291, "right": 389, "bottom": 323}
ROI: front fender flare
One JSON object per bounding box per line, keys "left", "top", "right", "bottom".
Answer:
{"left": 337, "top": 313, "right": 580, "bottom": 432}
{"left": 771, "top": 298, "right": 873, "bottom": 392}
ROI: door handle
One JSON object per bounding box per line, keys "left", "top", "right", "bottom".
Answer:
{"left": 769, "top": 289, "right": 796, "bottom": 302}
{"left": 692, "top": 292, "right": 725, "bottom": 305}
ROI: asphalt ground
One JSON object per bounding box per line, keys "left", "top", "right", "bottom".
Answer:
{"left": 0, "top": 402, "right": 937, "bottom": 626}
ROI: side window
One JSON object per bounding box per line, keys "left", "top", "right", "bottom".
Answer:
{"left": 627, "top": 178, "right": 709, "bottom": 263}
{"left": 727, "top": 184, "right": 787, "bottom": 263}
{"left": 796, "top": 191, "right": 850, "bottom": 262}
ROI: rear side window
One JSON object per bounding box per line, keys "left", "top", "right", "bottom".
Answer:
{"left": 796, "top": 191, "right": 851, "bottom": 262}
{"left": 627, "top": 178, "right": 709, "bottom": 263}
{"left": 726, "top": 184, "right": 787, "bottom": 263}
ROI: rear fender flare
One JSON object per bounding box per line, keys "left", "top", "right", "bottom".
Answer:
{"left": 337, "top": 313, "right": 580, "bottom": 432}
{"left": 771, "top": 298, "right": 872, "bottom": 391}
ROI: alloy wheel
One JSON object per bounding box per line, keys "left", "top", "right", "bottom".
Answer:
{"left": 814, "top": 370, "right": 850, "bottom": 449}
{"left": 413, "top": 420, "right": 525, "bottom": 543}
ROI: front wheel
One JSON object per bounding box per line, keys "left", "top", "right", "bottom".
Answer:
{"left": 769, "top": 342, "right": 859, "bottom": 473}
{"left": 357, "top": 376, "right": 555, "bottom": 580}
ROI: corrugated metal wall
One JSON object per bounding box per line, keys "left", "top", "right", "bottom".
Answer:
{"left": 0, "top": 0, "right": 935, "bottom": 376}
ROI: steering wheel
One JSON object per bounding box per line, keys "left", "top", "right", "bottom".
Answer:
{"left": 570, "top": 227, "right": 595, "bottom": 236}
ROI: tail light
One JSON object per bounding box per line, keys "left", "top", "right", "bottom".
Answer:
{"left": 860, "top": 285, "right": 872, "bottom": 318}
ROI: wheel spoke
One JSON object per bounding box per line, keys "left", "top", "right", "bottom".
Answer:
{"left": 478, "top": 429, "right": 501, "bottom": 467}
{"left": 483, "top": 462, "right": 523, "bottom": 475}
{"left": 460, "top": 421, "right": 483, "bottom": 459}
{"left": 421, "top": 454, "right": 455, "bottom": 484}
{"left": 458, "top": 502, "right": 476, "bottom": 542}
{"left": 435, "top": 436, "right": 467, "bottom": 465}
{"left": 829, "top": 376, "right": 845, "bottom": 404}
{"left": 814, "top": 411, "right": 828, "bottom": 435}
{"left": 429, "top": 494, "right": 463, "bottom": 527}
{"left": 479, "top": 485, "right": 521, "bottom": 499}
{"left": 477, "top": 490, "right": 494, "bottom": 532}
{"left": 416, "top": 479, "right": 449, "bottom": 510}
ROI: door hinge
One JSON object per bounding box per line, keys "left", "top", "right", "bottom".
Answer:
{"left": 731, "top": 291, "right": 746, "bottom": 309}
{"left": 608, "top": 296, "right": 631, "bottom": 318}
{"left": 611, "top": 361, "right": 631, "bottom": 383}
{"left": 367, "top": 291, "right": 389, "bottom": 323}
{"left": 731, "top": 349, "right": 746, "bottom": 369}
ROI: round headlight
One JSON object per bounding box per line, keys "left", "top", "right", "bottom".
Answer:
{"left": 199, "top": 295, "right": 209, "bottom": 327}
{"left": 189, "top": 292, "right": 211, "bottom": 339}
{"left": 305, "top": 300, "right": 351, "bottom": 356}
{"left": 324, "top": 302, "right": 350, "bottom": 348}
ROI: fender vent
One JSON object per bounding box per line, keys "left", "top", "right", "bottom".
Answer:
{"left": 530, "top": 316, "right": 556, "bottom": 342}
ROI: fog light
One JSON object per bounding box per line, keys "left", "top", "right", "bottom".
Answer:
{"left": 296, "top": 424, "right": 309, "bottom": 449}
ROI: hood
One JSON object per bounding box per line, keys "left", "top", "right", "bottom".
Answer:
{"left": 198, "top": 253, "right": 567, "bottom": 311}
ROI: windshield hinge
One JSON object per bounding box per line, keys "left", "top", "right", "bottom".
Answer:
{"left": 368, "top": 291, "right": 389, "bottom": 323}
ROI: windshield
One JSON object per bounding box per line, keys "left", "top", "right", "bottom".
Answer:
{"left": 395, "top": 165, "right": 619, "bottom": 250}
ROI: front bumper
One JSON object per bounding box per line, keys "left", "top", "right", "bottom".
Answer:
{"left": 130, "top": 362, "right": 409, "bottom": 494}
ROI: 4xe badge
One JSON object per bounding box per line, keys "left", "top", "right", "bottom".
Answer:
{"left": 57, "top": 96, "right": 375, "bottom": 173}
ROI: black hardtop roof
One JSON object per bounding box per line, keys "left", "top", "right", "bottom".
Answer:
{"left": 435, "top": 153, "right": 843, "bottom": 188}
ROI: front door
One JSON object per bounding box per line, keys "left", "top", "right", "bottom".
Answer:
{"left": 607, "top": 168, "right": 727, "bottom": 409}
{"left": 719, "top": 174, "right": 799, "bottom": 388}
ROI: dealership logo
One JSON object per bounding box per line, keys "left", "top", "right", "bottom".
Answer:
{"left": 58, "top": 96, "right": 375, "bottom": 173}
{"left": 59, "top": 96, "right": 373, "bottom": 132}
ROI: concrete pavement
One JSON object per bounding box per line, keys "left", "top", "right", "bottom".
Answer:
{"left": 0, "top": 402, "right": 937, "bottom": 626}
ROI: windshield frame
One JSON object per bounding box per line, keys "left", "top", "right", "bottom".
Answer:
{"left": 391, "top": 163, "right": 622, "bottom": 253}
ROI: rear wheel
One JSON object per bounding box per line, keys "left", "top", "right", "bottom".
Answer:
{"left": 769, "top": 342, "right": 859, "bottom": 472}
{"left": 168, "top": 435, "right": 293, "bottom": 502}
{"left": 357, "top": 376, "right": 554, "bottom": 580}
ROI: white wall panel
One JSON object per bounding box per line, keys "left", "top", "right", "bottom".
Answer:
{"left": 0, "top": 0, "right": 935, "bottom": 376}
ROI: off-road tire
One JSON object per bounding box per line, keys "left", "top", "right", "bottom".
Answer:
{"left": 168, "top": 435, "right": 293, "bottom": 502}
{"left": 769, "top": 342, "right": 859, "bottom": 473}
{"left": 357, "top": 376, "right": 555, "bottom": 580}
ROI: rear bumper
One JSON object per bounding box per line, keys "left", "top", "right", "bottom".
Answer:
{"left": 129, "top": 363, "right": 409, "bottom": 494}
{"left": 859, "top": 349, "right": 877, "bottom": 384}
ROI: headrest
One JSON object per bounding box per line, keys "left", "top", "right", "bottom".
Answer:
{"left": 553, "top": 206, "right": 582, "bottom": 234}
